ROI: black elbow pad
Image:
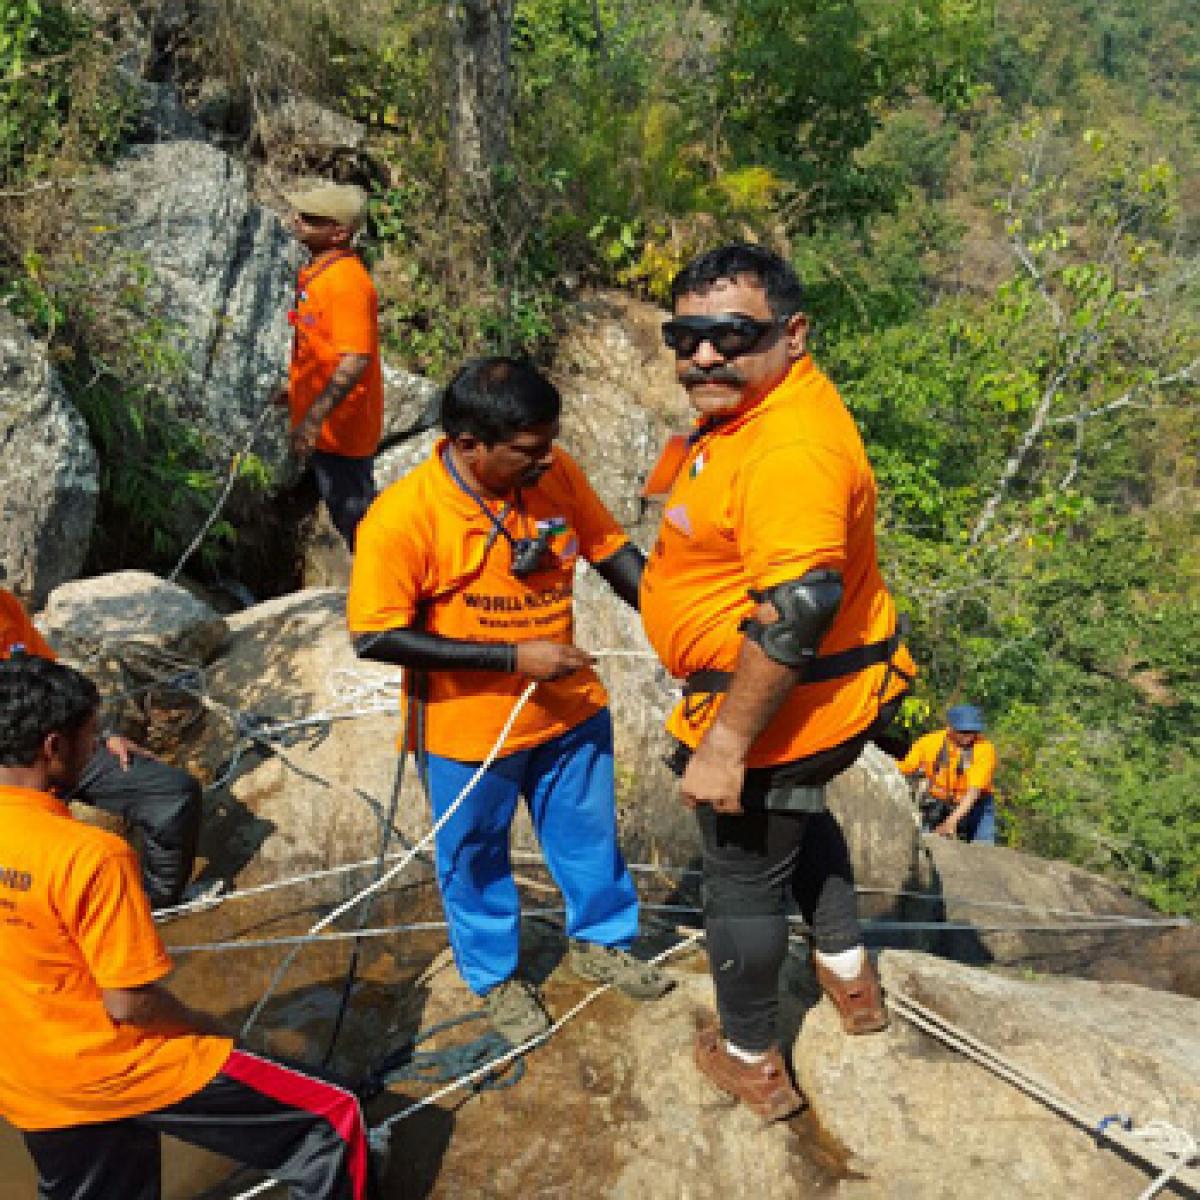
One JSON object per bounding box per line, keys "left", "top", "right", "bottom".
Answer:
{"left": 741, "top": 569, "right": 843, "bottom": 668}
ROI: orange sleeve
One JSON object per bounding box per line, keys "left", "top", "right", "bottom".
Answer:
{"left": 346, "top": 498, "right": 430, "bottom": 633}
{"left": 0, "top": 590, "right": 57, "bottom": 660}
{"left": 899, "top": 732, "right": 936, "bottom": 775}
{"left": 70, "top": 848, "right": 172, "bottom": 990}
{"left": 963, "top": 740, "right": 996, "bottom": 792}
{"left": 324, "top": 268, "right": 375, "bottom": 356}
{"left": 735, "top": 441, "right": 852, "bottom": 588}
{"left": 556, "top": 450, "right": 629, "bottom": 564}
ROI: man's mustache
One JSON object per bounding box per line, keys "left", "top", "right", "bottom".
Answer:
{"left": 680, "top": 366, "right": 745, "bottom": 387}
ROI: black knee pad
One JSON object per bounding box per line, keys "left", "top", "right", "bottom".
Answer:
{"left": 702, "top": 873, "right": 785, "bottom": 921}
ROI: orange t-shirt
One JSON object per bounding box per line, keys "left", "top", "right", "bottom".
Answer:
{"left": 900, "top": 730, "right": 996, "bottom": 801}
{"left": 640, "top": 356, "right": 916, "bottom": 768}
{"left": 347, "top": 440, "right": 629, "bottom": 761}
{"left": 0, "top": 786, "right": 232, "bottom": 1130}
{"left": 288, "top": 250, "right": 384, "bottom": 458}
{"left": 0, "top": 588, "right": 56, "bottom": 660}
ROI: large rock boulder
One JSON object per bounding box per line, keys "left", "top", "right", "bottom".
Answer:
{"left": 550, "top": 290, "right": 688, "bottom": 539}
{"left": 0, "top": 309, "right": 99, "bottom": 605}
{"left": 80, "top": 138, "right": 297, "bottom": 474}
{"left": 39, "top": 570, "right": 229, "bottom": 664}
{"left": 195, "top": 589, "right": 424, "bottom": 881}
{"left": 797, "top": 950, "right": 1200, "bottom": 1198}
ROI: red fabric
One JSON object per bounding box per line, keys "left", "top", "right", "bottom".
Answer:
{"left": 221, "top": 1049, "right": 368, "bottom": 1199}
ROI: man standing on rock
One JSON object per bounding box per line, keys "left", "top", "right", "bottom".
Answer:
{"left": 639, "top": 243, "right": 916, "bottom": 1120}
{"left": 0, "top": 655, "right": 371, "bottom": 1200}
{"left": 347, "top": 356, "right": 671, "bottom": 1045}
{"left": 901, "top": 704, "right": 997, "bottom": 843}
{"left": 278, "top": 182, "right": 383, "bottom": 549}
{"left": 0, "top": 583, "right": 211, "bottom": 911}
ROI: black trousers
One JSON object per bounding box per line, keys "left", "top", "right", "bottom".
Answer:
{"left": 22, "top": 1050, "right": 371, "bottom": 1200}
{"left": 73, "top": 744, "right": 202, "bottom": 909}
{"left": 310, "top": 451, "right": 376, "bottom": 549}
{"left": 697, "top": 805, "right": 862, "bottom": 1052}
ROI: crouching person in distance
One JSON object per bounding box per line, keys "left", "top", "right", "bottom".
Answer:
{"left": 0, "top": 656, "right": 371, "bottom": 1200}
{"left": 348, "top": 356, "right": 671, "bottom": 1046}
{"left": 900, "top": 704, "right": 997, "bottom": 843}
{"left": 640, "top": 243, "right": 916, "bottom": 1121}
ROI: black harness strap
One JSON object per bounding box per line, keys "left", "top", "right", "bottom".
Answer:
{"left": 682, "top": 620, "right": 913, "bottom": 721}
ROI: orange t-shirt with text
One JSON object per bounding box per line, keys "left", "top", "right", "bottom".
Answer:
{"left": 288, "top": 250, "right": 384, "bottom": 458}
{"left": 0, "top": 588, "right": 56, "bottom": 661}
{"left": 347, "top": 441, "right": 629, "bottom": 761}
{"left": 0, "top": 786, "right": 232, "bottom": 1130}
{"left": 900, "top": 730, "right": 996, "bottom": 801}
{"left": 640, "top": 356, "right": 915, "bottom": 768}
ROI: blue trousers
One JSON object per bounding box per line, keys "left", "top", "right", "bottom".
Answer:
{"left": 958, "top": 793, "right": 997, "bottom": 844}
{"left": 425, "top": 708, "right": 640, "bottom": 995}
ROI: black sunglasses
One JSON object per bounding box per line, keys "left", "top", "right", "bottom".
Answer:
{"left": 661, "top": 314, "right": 788, "bottom": 359}
{"left": 297, "top": 211, "right": 338, "bottom": 227}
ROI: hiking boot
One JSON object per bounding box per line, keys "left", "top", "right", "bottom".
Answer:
{"left": 814, "top": 954, "right": 889, "bottom": 1035}
{"left": 567, "top": 940, "right": 674, "bottom": 999}
{"left": 693, "top": 1027, "right": 805, "bottom": 1122}
{"left": 483, "top": 978, "right": 552, "bottom": 1046}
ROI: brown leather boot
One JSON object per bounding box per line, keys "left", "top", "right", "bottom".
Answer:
{"left": 693, "top": 1027, "right": 805, "bottom": 1122}
{"left": 814, "top": 954, "right": 889, "bottom": 1035}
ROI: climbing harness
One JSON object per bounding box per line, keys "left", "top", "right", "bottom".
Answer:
{"left": 681, "top": 615, "right": 913, "bottom": 724}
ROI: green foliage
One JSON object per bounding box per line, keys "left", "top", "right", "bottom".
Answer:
{"left": 0, "top": 0, "right": 131, "bottom": 181}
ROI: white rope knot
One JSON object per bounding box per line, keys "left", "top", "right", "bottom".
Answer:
{"left": 1130, "top": 1119, "right": 1199, "bottom": 1200}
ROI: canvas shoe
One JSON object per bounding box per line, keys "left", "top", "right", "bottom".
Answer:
{"left": 483, "top": 978, "right": 552, "bottom": 1046}
{"left": 567, "top": 940, "right": 674, "bottom": 999}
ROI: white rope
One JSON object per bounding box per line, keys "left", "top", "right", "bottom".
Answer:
{"left": 888, "top": 991, "right": 1199, "bottom": 1194}
{"left": 156, "top": 842, "right": 1194, "bottom": 930}
{"left": 237, "top": 682, "right": 538, "bottom": 1038}
{"left": 168, "top": 401, "right": 277, "bottom": 583}
{"left": 226, "top": 928, "right": 703, "bottom": 1200}
{"left": 170, "top": 911, "right": 564, "bottom": 955}
{"left": 1132, "top": 1121, "right": 1199, "bottom": 1200}
{"left": 375, "top": 928, "right": 703, "bottom": 1129}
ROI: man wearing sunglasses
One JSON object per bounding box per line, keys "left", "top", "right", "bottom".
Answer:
{"left": 277, "top": 182, "right": 383, "bottom": 548}
{"left": 640, "top": 243, "right": 916, "bottom": 1121}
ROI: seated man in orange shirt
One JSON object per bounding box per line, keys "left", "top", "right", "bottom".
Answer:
{"left": 640, "top": 243, "right": 915, "bottom": 1121}
{"left": 0, "top": 656, "right": 370, "bottom": 1200}
{"left": 900, "top": 704, "right": 997, "bottom": 843}
{"left": 279, "top": 182, "right": 383, "bottom": 548}
{"left": 0, "top": 583, "right": 210, "bottom": 910}
{"left": 347, "top": 357, "right": 670, "bottom": 1045}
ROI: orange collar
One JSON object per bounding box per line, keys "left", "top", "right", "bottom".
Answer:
{"left": 690, "top": 355, "right": 816, "bottom": 442}
{"left": 0, "top": 784, "right": 70, "bottom": 817}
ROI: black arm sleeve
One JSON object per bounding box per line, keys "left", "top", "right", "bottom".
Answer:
{"left": 593, "top": 542, "right": 645, "bottom": 611}
{"left": 353, "top": 628, "right": 516, "bottom": 673}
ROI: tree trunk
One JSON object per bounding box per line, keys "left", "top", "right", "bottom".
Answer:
{"left": 447, "top": 0, "right": 514, "bottom": 210}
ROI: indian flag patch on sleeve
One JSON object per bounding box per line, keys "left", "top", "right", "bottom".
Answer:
{"left": 537, "top": 516, "right": 570, "bottom": 536}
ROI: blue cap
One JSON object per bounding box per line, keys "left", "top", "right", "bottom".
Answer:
{"left": 947, "top": 704, "right": 986, "bottom": 733}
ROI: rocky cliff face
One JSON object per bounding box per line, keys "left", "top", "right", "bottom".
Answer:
{"left": 0, "top": 309, "right": 98, "bottom": 605}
